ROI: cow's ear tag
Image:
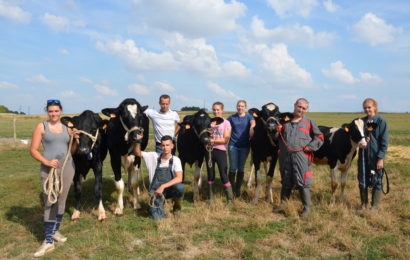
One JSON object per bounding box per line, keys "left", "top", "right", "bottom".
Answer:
{"left": 102, "top": 124, "right": 107, "bottom": 130}
{"left": 284, "top": 116, "right": 290, "bottom": 121}
{"left": 344, "top": 127, "right": 349, "bottom": 132}
{"left": 185, "top": 124, "right": 191, "bottom": 129}
{"left": 367, "top": 126, "right": 374, "bottom": 132}
{"left": 211, "top": 121, "right": 216, "bottom": 125}
{"left": 67, "top": 122, "right": 74, "bottom": 128}
{"left": 110, "top": 113, "right": 116, "bottom": 118}
{"left": 252, "top": 112, "right": 258, "bottom": 118}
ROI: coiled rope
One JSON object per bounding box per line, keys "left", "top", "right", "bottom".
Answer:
{"left": 149, "top": 193, "right": 166, "bottom": 208}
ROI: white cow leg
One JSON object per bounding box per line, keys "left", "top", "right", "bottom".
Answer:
{"left": 114, "top": 179, "right": 124, "bottom": 215}
{"left": 340, "top": 171, "right": 348, "bottom": 202}
{"left": 265, "top": 176, "right": 273, "bottom": 204}
{"left": 131, "top": 167, "right": 141, "bottom": 210}
{"left": 253, "top": 170, "right": 262, "bottom": 204}
{"left": 330, "top": 168, "right": 338, "bottom": 204}
{"left": 247, "top": 164, "right": 255, "bottom": 188}
{"left": 71, "top": 209, "right": 81, "bottom": 220}
{"left": 193, "top": 164, "right": 201, "bottom": 202}
{"left": 98, "top": 200, "right": 106, "bottom": 221}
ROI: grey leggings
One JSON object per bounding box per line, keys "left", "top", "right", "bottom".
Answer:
{"left": 40, "top": 157, "right": 75, "bottom": 222}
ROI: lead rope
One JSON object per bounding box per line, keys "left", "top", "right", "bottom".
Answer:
{"left": 279, "top": 130, "right": 304, "bottom": 152}
{"left": 194, "top": 128, "right": 214, "bottom": 168}
{"left": 149, "top": 193, "right": 166, "bottom": 208}
{"left": 382, "top": 168, "right": 389, "bottom": 195}
{"left": 43, "top": 134, "right": 74, "bottom": 204}
{"left": 119, "top": 116, "right": 143, "bottom": 141}
{"left": 76, "top": 129, "right": 99, "bottom": 149}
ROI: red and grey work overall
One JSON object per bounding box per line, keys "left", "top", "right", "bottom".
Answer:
{"left": 278, "top": 117, "right": 324, "bottom": 191}
{"left": 149, "top": 155, "right": 184, "bottom": 220}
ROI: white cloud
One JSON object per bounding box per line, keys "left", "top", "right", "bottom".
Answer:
{"left": 26, "top": 74, "right": 53, "bottom": 84}
{"left": 61, "top": 90, "right": 76, "bottom": 97}
{"left": 250, "top": 16, "right": 336, "bottom": 47}
{"left": 322, "top": 61, "right": 356, "bottom": 84}
{"left": 59, "top": 48, "right": 70, "bottom": 55}
{"left": 174, "top": 94, "right": 203, "bottom": 106}
{"left": 96, "top": 39, "right": 177, "bottom": 71}
{"left": 0, "top": 0, "right": 31, "bottom": 23}
{"left": 80, "top": 76, "right": 93, "bottom": 85}
{"left": 222, "top": 61, "right": 251, "bottom": 78}
{"left": 155, "top": 81, "right": 175, "bottom": 92}
{"left": 0, "top": 81, "right": 19, "bottom": 89}
{"left": 132, "top": 0, "right": 245, "bottom": 37}
{"left": 207, "top": 81, "right": 240, "bottom": 99}
{"left": 165, "top": 33, "right": 221, "bottom": 76}
{"left": 252, "top": 43, "right": 313, "bottom": 87}
{"left": 94, "top": 83, "right": 117, "bottom": 96}
{"left": 267, "top": 0, "right": 318, "bottom": 18}
{"left": 323, "top": 0, "right": 339, "bottom": 13}
{"left": 128, "top": 83, "right": 150, "bottom": 95}
{"left": 351, "top": 13, "right": 402, "bottom": 46}
{"left": 41, "top": 13, "right": 85, "bottom": 33}
{"left": 359, "top": 72, "right": 382, "bottom": 85}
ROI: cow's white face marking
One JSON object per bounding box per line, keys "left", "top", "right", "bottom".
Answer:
{"left": 127, "top": 104, "right": 137, "bottom": 118}
{"left": 354, "top": 119, "right": 367, "bottom": 147}
{"left": 199, "top": 113, "right": 205, "bottom": 117}
{"left": 266, "top": 103, "right": 276, "bottom": 111}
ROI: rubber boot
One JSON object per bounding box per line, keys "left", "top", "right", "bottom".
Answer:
{"left": 359, "top": 188, "right": 368, "bottom": 210}
{"left": 273, "top": 187, "right": 291, "bottom": 214}
{"left": 299, "top": 188, "right": 311, "bottom": 218}
{"left": 172, "top": 197, "right": 182, "bottom": 213}
{"left": 208, "top": 183, "right": 214, "bottom": 205}
{"left": 370, "top": 189, "right": 382, "bottom": 211}
{"left": 228, "top": 171, "right": 236, "bottom": 193}
{"left": 235, "top": 171, "right": 244, "bottom": 197}
{"left": 225, "top": 185, "right": 234, "bottom": 207}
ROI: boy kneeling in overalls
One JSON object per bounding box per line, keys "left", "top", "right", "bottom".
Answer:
{"left": 135, "top": 135, "right": 184, "bottom": 220}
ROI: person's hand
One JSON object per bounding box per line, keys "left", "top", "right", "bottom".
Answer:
{"left": 365, "top": 137, "right": 370, "bottom": 142}
{"left": 303, "top": 146, "right": 311, "bottom": 152}
{"left": 376, "top": 158, "right": 384, "bottom": 169}
{"left": 45, "top": 159, "right": 59, "bottom": 168}
{"left": 136, "top": 133, "right": 144, "bottom": 140}
{"left": 155, "top": 185, "right": 165, "bottom": 196}
{"left": 73, "top": 128, "right": 80, "bottom": 140}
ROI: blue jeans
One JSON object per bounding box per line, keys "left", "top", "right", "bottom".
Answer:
{"left": 163, "top": 183, "right": 184, "bottom": 199}
{"left": 228, "top": 145, "right": 250, "bottom": 173}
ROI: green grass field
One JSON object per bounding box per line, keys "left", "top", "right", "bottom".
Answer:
{"left": 0, "top": 112, "right": 409, "bottom": 259}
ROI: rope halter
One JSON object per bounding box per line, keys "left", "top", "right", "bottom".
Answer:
{"left": 76, "top": 128, "right": 99, "bottom": 150}
{"left": 260, "top": 116, "right": 280, "bottom": 147}
{"left": 119, "top": 116, "right": 144, "bottom": 142}
{"left": 193, "top": 127, "right": 214, "bottom": 168}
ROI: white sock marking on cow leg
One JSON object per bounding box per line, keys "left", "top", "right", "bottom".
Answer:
{"left": 98, "top": 200, "right": 106, "bottom": 221}
{"left": 114, "top": 179, "right": 124, "bottom": 215}
{"left": 130, "top": 166, "right": 141, "bottom": 210}
{"left": 193, "top": 163, "right": 201, "bottom": 201}
{"left": 247, "top": 164, "right": 255, "bottom": 188}
{"left": 71, "top": 209, "right": 81, "bottom": 220}
{"left": 265, "top": 176, "right": 273, "bottom": 204}
{"left": 253, "top": 170, "right": 262, "bottom": 204}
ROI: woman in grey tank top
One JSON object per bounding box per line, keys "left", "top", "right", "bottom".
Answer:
{"left": 30, "top": 99, "right": 79, "bottom": 257}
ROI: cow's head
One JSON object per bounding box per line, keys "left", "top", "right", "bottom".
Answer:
{"left": 344, "top": 118, "right": 367, "bottom": 148}
{"left": 61, "top": 110, "right": 107, "bottom": 155}
{"left": 102, "top": 98, "right": 148, "bottom": 144}
{"left": 181, "top": 109, "right": 223, "bottom": 145}
{"left": 249, "top": 103, "right": 293, "bottom": 137}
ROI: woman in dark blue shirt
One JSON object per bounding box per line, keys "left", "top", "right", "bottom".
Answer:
{"left": 227, "top": 100, "right": 255, "bottom": 197}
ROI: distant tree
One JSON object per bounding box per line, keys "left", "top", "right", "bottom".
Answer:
{"left": 181, "top": 106, "right": 202, "bottom": 111}
{"left": 0, "top": 105, "right": 24, "bottom": 114}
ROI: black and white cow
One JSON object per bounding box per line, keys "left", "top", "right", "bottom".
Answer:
{"left": 61, "top": 110, "right": 108, "bottom": 221}
{"left": 313, "top": 118, "right": 368, "bottom": 200}
{"left": 247, "top": 103, "right": 293, "bottom": 203}
{"left": 177, "top": 109, "right": 223, "bottom": 201}
{"left": 101, "top": 98, "right": 149, "bottom": 215}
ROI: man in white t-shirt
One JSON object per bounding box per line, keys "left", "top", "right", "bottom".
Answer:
{"left": 134, "top": 135, "right": 184, "bottom": 219}
{"left": 144, "top": 94, "right": 180, "bottom": 154}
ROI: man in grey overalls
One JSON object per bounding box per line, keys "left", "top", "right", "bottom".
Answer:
{"left": 135, "top": 135, "right": 184, "bottom": 220}
{"left": 276, "top": 98, "right": 324, "bottom": 218}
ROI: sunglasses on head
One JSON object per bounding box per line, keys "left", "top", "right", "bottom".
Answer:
{"left": 47, "top": 99, "right": 61, "bottom": 104}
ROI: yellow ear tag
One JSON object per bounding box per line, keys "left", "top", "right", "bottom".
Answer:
{"left": 110, "top": 113, "right": 116, "bottom": 118}
{"left": 344, "top": 127, "right": 349, "bottom": 132}
{"left": 211, "top": 121, "right": 216, "bottom": 125}
{"left": 67, "top": 122, "right": 74, "bottom": 128}
{"left": 368, "top": 126, "right": 373, "bottom": 131}
{"left": 102, "top": 124, "right": 107, "bottom": 130}
{"left": 284, "top": 116, "right": 290, "bottom": 121}
{"left": 185, "top": 124, "right": 191, "bottom": 129}
{"left": 252, "top": 112, "right": 258, "bottom": 118}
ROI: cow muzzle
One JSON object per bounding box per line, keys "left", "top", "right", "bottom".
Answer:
{"left": 358, "top": 138, "right": 368, "bottom": 149}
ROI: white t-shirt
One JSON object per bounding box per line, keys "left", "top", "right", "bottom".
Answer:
{"left": 141, "top": 152, "right": 183, "bottom": 183}
{"left": 145, "top": 108, "right": 180, "bottom": 143}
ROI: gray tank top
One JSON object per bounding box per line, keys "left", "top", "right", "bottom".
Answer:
{"left": 42, "top": 121, "right": 70, "bottom": 160}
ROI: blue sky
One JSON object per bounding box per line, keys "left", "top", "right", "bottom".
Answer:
{"left": 1, "top": 0, "right": 409, "bottom": 114}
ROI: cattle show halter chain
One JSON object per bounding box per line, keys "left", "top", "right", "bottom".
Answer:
{"left": 193, "top": 127, "right": 214, "bottom": 168}
{"left": 43, "top": 134, "right": 74, "bottom": 204}
{"left": 119, "top": 116, "right": 144, "bottom": 141}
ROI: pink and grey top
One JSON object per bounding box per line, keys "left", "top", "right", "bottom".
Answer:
{"left": 211, "top": 119, "right": 231, "bottom": 151}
